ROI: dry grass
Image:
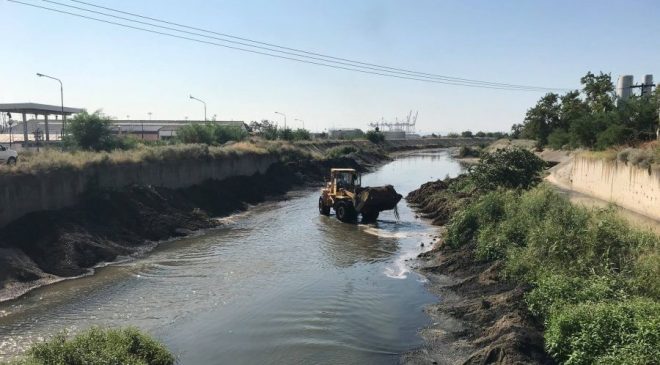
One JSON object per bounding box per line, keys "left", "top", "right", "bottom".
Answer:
{"left": 0, "top": 140, "right": 349, "bottom": 176}
{"left": 0, "top": 143, "right": 273, "bottom": 175}
{"left": 0, "top": 138, "right": 385, "bottom": 176}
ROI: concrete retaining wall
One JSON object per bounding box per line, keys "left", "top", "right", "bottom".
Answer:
{"left": 0, "top": 153, "right": 278, "bottom": 229}
{"left": 548, "top": 156, "right": 660, "bottom": 221}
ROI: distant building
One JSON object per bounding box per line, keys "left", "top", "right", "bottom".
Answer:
{"left": 328, "top": 128, "right": 364, "bottom": 139}
{"left": 110, "top": 120, "right": 247, "bottom": 141}
{"left": 382, "top": 131, "right": 406, "bottom": 140}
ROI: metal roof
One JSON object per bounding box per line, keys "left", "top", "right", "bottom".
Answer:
{"left": 0, "top": 103, "right": 84, "bottom": 115}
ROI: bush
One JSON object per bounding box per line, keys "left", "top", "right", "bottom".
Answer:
{"left": 457, "top": 146, "right": 480, "bottom": 158}
{"left": 468, "top": 148, "right": 545, "bottom": 191}
{"left": 7, "top": 327, "right": 175, "bottom": 365}
{"left": 545, "top": 299, "right": 660, "bottom": 365}
{"left": 595, "top": 124, "right": 633, "bottom": 150}
{"left": 176, "top": 123, "right": 247, "bottom": 145}
{"left": 64, "top": 110, "right": 117, "bottom": 151}
{"left": 291, "top": 128, "right": 311, "bottom": 141}
{"left": 525, "top": 274, "right": 623, "bottom": 318}
{"left": 326, "top": 145, "right": 359, "bottom": 159}
{"left": 277, "top": 127, "right": 294, "bottom": 141}
{"left": 547, "top": 128, "right": 570, "bottom": 149}
{"left": 366, "top": 130, "right": 385, "bottom": 144}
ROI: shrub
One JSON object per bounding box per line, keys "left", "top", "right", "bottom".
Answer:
{"left": 64, "top": 110, "right": 117, "bottom": 151}
{"left": 468, "top": 148, "right": 545, "bottom": 191}
{"left": 595, "top": 124, "right": 633, "bottom": 150}
{"left": 547, "top": 128, "right": 570, "bottom": 149}
{"left": 457, "top": 146, "right": 480, "bottom": 158}
{"left": 176, "top": 123, "right": 247, "bottom": 145}
{"left": 291, "top": 128, "right": 311, "bottom": 141}
{"left": 7, "top": 327, "right": 175, "bottom": 365}
{"left": 326, "top": 145, "right": 359, "bottom": 159}
{"left": 525, "top": 274, "right": 623, "bottom": 319}
{"left": 366, "top": 130, "right": 385, "bottom": 144}
{"left": 278, "top": 127, "right": 294, "bottom": 141}
{"left": 545, "top": 299, "right": 660, "bottom": 365}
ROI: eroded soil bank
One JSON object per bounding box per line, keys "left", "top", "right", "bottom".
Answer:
{"left": 0, "top": 150, "right": 387, "bottom": 302}
{"left": 403, "top": 183, "right": 553, "bottom": 365}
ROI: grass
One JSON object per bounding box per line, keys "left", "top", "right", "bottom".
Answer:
{"left": 408, "top": 148, "right": 659, "bottom": 364}
{"left": 0, "top": 140, "right": 342, "bottom": 175}
{"left": 443, "top": 185, "right": 660, "bottom": 364}
{"left": 580, "top": 141, "right": 660, "bottom": 170}
{"left": 2, "top": 327, "right": 175, "bottom": 365}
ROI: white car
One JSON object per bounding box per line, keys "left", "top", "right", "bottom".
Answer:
{"left": 0, "top": 144, "right": 18, "bottom": 165}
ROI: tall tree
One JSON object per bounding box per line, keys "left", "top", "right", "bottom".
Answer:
{"left": 580, "top": 71, "right": 615, "bottom": 113}
{"left": 522, "top": 93, "right": 560, "bottom": 145}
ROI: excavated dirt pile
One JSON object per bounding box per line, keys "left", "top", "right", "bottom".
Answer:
{"left": 403, "top": 182, "right": 553, "bottom": 365}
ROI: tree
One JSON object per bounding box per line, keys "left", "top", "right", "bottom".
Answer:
{"left": 248, "top": 120, "right": 278, "bottom": 140}
{"left": 65, "top": 110, "right": 116, "bottom": 151}
{"left": 469, "top": 149, "right": 545, "bottom": 190}
{"left": 366, "top": 130, "right": 385, "bottom": 144}
{"left": 461, "top": 130, "right": 474, "bottom": 138}
{"left": 292, "top": 128, "right": 311, "bottom": 141}
{"left": 580, "top": 71, "right": 615, "bottom": 113}
{"left": 521, "top": 93, "right": 560, "bottom": 145}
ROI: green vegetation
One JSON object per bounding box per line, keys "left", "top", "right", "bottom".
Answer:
{"left": 64, "top": 111, "right": 136, "bottom": 151}
{"left": 325, "top": 145, "right": 359, "bottom": 159}
{"left": 514, "top": 71, "right": 659, "bottom": 150}
{"left": 365, "top": 130, "right": 385, "bottom": 144}
{"left": 456, "top": 145, "right": 480, "bottom": 158}
{"left": 176, "top": 123, "right": 248, "bottom": 145}
{"left": 3, "top": 327, "right": 174, "bottom": 365}
{"left": 424, "top": 149, "right": 660, "bottom": 364}
{"left": 247, "top": 120, "right": 311, "bottom": 141}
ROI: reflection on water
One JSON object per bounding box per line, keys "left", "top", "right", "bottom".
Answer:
{"left": 0, "top": 149, "right": 463, "bottom": 364}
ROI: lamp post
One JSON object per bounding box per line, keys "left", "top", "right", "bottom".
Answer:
{"left": 189, "top": 95, "right": 207, "bottom": 121}
{"left": 275, "top": 111, "right": 287, "bottom": 129}
{"left": 294, "top": 118, "right": 305, "bottom": 130}
{"left": 36, "top": 72, "right": 65, "bottom": 137}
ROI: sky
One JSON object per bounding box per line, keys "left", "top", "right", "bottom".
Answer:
{"left": 1, "top": 0, "right": 658, "bottom": 134}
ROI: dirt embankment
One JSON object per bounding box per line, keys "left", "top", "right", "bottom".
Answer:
{"left": 0, "top": 150, "right": 387, "bottom": 302}
{"left": 403, "top": 184, "right": 553, "bottom": 365}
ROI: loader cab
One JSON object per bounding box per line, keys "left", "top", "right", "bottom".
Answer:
{"left": 330, "top": 168, "right": 361, "bottom": 195}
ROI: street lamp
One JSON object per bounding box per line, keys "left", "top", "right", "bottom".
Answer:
{"left": 275, "top": 111, "right": 287, "bottom": 129}
{"left": 189, "top": 95, "right": 207, "bottom": 121}
{"left": 36, "top": 72, "right": 65, "bottom": 136}
{"left": 294, "top": 118, "right": 305, "bottom": 130}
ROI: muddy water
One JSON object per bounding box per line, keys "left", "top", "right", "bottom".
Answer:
{"left": 0, "top": 150, "right": 462, "bottom": 364}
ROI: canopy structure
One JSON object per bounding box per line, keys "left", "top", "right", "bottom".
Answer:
{"left": 0, "top": 102, "right": 84, "bottom": 116}
{"left": 0, "top": 102, "right": 84, "bottom": 146}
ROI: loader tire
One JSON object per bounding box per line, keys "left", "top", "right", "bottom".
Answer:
{"left": 336, "top": 202, "right": 356, "bottom": 223}
{"left": 319, "top": 197, "right": 330, "bottom": 215}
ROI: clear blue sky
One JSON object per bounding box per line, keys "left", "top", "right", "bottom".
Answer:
{"left": 1, "top": 0, "right": 658, "bottom": 133}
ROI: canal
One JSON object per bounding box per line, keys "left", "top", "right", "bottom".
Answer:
{"left": 0, "top": 149, "right": 463, "bottom": 364}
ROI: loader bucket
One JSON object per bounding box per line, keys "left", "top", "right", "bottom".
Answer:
{"left": 356, "top": 185, "right": 403, "bottom": 213}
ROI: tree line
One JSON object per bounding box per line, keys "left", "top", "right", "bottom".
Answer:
{"left": 512, "top": 72, "right": 659, "bottom": 149}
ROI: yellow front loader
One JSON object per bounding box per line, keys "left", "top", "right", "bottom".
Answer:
{"left": 318, "top": 168, "right": 402, "bottom": 223}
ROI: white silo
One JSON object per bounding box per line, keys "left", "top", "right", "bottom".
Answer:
{"left": 641, "top": 74, "right": 654, "bottom": 95}
{"left": 616, "top": 75, "right": 634, "bottom": 100}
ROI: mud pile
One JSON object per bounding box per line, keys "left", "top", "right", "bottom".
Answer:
{"left": 403, "top": 182, "right": 552, "bottom": 365}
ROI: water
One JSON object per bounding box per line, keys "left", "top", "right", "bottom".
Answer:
{"left": 0, "top": 149, "right": 463, "bottom": 364}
